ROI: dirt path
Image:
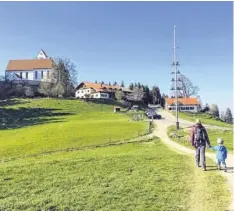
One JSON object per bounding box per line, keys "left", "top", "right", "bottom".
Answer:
{"left": 154, "top": 110, "right": 234, "bottom": 211}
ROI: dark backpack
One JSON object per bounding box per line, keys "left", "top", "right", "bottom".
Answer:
{"left": 195, "top": 126, "right": 206, "bottom": 145}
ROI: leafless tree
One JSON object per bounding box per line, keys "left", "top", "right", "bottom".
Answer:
{"left": 115, "top": 90, "right": 125, "bottom": 101}
{"left": 178, "top": 74, "right": 199, "bottom": 97}
{"left": 39, "top": 57, "right": 77, "bottom": 97}
{"left": 126, "top": 87, "right": 144, "bottom": 102}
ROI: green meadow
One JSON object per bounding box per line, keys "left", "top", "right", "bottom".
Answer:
{"left": 0, "top": 99, "right": 231, "bottom": 210}
{"left": 0, "top": 99, "right": 147, "bottom": 161}
{"left": 172, "top": 111, "right": 233, "bottom": 129}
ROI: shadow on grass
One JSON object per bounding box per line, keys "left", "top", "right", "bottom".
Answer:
{"left": 0, "top": 107, "right": 72, "bottom": 130}
{"left": 205, "top": 167, "right": 219, "bottom": 171}
{"left": 225, "top": 167, "right": 234, "bottom": 173}
{"left": 0, "top": 99, "right": 28, "bottom": 107}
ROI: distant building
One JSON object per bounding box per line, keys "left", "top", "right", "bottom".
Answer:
{"left": 75, "top": 81, "right": 132, "bottom": 99}
{"left": 165, "top": 97, "right": 200, "bottom": 112}
{"left": 5, "top": 49, "right": 52, "bottom": 85}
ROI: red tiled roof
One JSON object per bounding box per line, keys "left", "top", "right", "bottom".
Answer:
{"left": 6, "top": 59, "right": 53, "bottom": 71}
{"left": 166, "top": 98, "right": 199, "bottom": 105}
{"left": 77, "top": 81, "right": 132, "bottom": 93}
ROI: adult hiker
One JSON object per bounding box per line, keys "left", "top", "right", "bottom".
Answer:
{"left": 190, "top": 119, "right": 211, "bottom": 171}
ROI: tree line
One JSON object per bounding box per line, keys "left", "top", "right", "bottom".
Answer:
{"left": 201, "top": 103, "right": 233, "bottom": 124}
{"left": 114, "top": 82, "right": 166, "bottom": 108}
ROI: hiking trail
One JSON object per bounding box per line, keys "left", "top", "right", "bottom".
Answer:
{"left": 154, "top": 110, "right": 234, "bottom": 211}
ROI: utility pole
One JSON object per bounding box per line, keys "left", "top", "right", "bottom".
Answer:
{"left": 173, "top": 25, "right": 179, "bottom": 130}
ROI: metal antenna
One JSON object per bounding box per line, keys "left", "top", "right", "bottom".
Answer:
{"left": 173, "top": 25, "right": 179, "bottom": 130}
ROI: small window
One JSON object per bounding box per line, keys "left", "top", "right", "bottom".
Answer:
{"left": 26, "top": 72, "right": 28, "bottom": 79}
{"left": 41, "top": 71, "right": 44, "bottom": 79}
{"left": 96, "top": 94, "right": 98, "bottom": 97}
{"left": 77, "top": 91, "right": 79, "bottom": 94}
{"left": 35, "top": 71, "right": 38, "bottom": 79}
{"left": 20, "top": 72, "right": 22, "bottom": 78}
{"left": 81, "top": 91, "right": 84, "bottom": 93}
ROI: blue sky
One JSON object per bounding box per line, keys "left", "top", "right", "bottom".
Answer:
{"left": 0, "top": 2, "right": 232, "bottom": 112}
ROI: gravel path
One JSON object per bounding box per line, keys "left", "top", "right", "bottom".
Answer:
{"left": 154, "top": 110, "right": 234, "bottom": 211}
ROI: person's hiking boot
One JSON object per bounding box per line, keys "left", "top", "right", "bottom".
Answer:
{"left": 218, "top": 165, "right": 221, "bottom": 170}
{"left": 202, "top": 168, "right": 206, "bottom": 171}
{"left": 196, "top": 163, "right": 200, "bottom": 168}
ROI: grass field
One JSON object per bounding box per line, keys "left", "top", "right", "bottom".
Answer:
{"left": 0, "top": 140, "right": 230, "bottom": 211}
{"left": 167, "top": 125, "right": 233, "bottom": 153}
{"left": 0, "top": 98, "right": 231, "bottom": 210}
{"left": 172, "top": 112, "right": 233, "bottom": 128}
{"left": 0, "top": 98, "right": 148, "bottom": 161}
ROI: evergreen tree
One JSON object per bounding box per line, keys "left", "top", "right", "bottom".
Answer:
{"left": 151, "top": 86, "right": 161, "bottom": 104}
{"left": 120, "top": 80, "right": 125, "bottom": 87}
{"left": 224, "top": 107, "right": 233, "bottom": 123}
{"left": 113, "top": 81, "right": 118, "bottom": 86}
{"left": 129, "top": 83, "right": 134, "bottom": 90}
{"left": 210, "top": 104, "right": 220, "bottom": 118}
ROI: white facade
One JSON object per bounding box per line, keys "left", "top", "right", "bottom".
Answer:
{"left": 6, "top": 69, "right": 50, "bottom": 82}
{"left": 91, "top": 92, "right": 109, "bottom": 99}
{"left": 75, "top": 88, "right": 93, "bottom": 98}
{"left": 37, "top": 50, "right": 48, "bottom": 59}
{"left": 168, "top": 105, "right": 199, "bottom": 113}
{"left": 75, "top": 88, "right": 109, "bottom": 99}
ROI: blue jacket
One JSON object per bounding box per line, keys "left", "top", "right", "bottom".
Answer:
{"left": 212, "top": 145, "right": 227, "bottom": 161}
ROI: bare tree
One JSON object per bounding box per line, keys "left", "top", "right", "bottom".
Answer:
{"left": 179, "top": 74, "right": 199, "bottom": 97}
{"left": 115, "top": 90, "right": 125, "bottom": 101}
{"left": 24, "top": 86, "right": 35, "bottom": 97}
{"left": 126, "top": 87, "right": 144, "bottom": 102}
{"left": 39, "top": 57, "right": 77, "bottom": 97}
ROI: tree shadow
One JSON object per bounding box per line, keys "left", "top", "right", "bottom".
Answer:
{"left": 0, "top": 107, "right": 72, "bottom": 130}
{"left": 225, "top": 167, "right": 234, "bottom": 173}
{"left": 205, "top": 167, "right": 219, "bottom": 171}
{"left": 0, "top": 99, "right": 28, "bottom": 107}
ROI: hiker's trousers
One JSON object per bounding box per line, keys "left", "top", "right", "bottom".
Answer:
{"left": 217, "top": 160, "right": 227, "bottom": 169}
{"left": 195, "top": 145, "right": 206, "bottom": 169}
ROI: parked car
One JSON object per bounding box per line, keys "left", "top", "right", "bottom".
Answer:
{"left": 148, "top": 114, "right": 161, "bottom": 119}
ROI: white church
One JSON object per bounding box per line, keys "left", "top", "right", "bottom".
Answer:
{"left": 5, "top": 50, "right": 53, "bottom": 85}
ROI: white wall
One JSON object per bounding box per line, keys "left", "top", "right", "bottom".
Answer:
{"left": 91, "top": 92, "right": 109, "bottom": 99}
{"left": 37, "top": 50, "right": 48, "bottom": 59}
{"left": 75, "top": 88, "right": 93, "bottom": 98}
{"left": 75, "top": 88, "right": 109, "bottom": 99}
{"left": 33, "top": 69, "right": 50, "bottom": 81}
{"left": 168, "top": 105, "right": 198, "bottom": 113}
{"left": 6, "top": 69, "right": 51, "bottom": 81}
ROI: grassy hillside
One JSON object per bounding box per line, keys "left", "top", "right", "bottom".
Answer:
{"left": 0, "top": 98, "right": 231, "bottom": 210}
{"left": 0, "top": 98, "right": 148, "bottom": 161}
{"left": 0, "top": 140, "right": 230, "bottom": 211}
{"left": 172, "top": 112, "right": 233, "bottom": 128}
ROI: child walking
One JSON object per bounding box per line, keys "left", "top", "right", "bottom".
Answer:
{"left": 211, "top": 138, "right": 227, "bottom": 172}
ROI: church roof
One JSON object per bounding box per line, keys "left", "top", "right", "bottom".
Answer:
{"left": 6, "top": 59, "right": 53, "bottom": 71}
